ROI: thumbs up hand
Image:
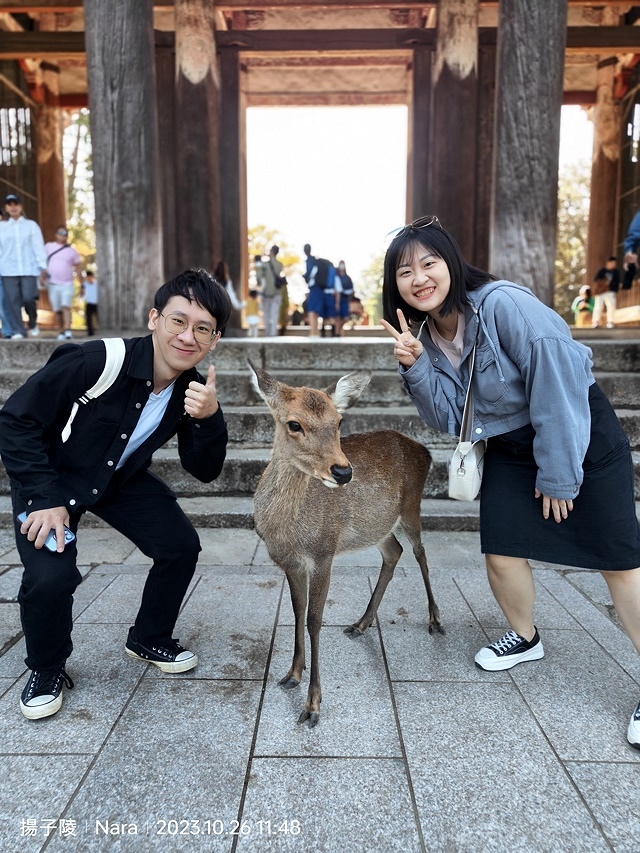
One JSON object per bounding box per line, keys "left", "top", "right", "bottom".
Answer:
{"left": 185, "top": 364, "right": 219, "bottom": 419}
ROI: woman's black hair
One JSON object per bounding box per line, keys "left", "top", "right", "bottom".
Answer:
{"left": 382, "top": 220, "right": 495, "bottom": 332}
{"left": 154, "top": 268, "right": 232, "bottom": 334}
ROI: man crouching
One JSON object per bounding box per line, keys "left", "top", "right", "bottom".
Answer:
{"left": 0, "top": 268, "right": 231, "bottom": 719}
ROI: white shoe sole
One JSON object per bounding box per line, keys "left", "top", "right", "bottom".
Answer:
{"left": 475, "top": 643, "right": 544, "bottom": 672}
{"left": 20, "top": 693, "right": 63, "bottom": 720}
{"left": 125, "top": 646, "right": 198, "bottom": 673}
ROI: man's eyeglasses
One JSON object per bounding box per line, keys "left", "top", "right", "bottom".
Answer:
{"left": 160, "top": 312, "right": 219, "bottom": 344}
{"left": 56, "top": 230, "right": 68, "bottom": 237}
{"left": 387, "top": 215, "right": 442, "bottom": 240}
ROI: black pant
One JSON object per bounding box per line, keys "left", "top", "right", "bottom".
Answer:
{"left": 14, "top": 471, "right": 201, "bottom": 670}
{"left": 85, "top": 302, "right": 98, "bottom": 335}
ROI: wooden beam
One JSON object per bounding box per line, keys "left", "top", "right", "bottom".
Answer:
{"left": 0, "top": 0, "right": 630, "bottom": 9}
{"left": 0, "top": 31, "right": 84, "bottom": 59}
{"left": 1, "top": 26, "right": 639, "bottom": 61}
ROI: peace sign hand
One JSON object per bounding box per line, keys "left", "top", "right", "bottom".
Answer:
{"left": 381, "top": 309, "right": 424, "bottom": 368}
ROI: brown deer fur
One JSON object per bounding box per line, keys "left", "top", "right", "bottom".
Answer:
{"left": 250, "top": 363, "right": 443, "bottom": 726}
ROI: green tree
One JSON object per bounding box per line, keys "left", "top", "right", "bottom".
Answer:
{"left": 555, "top": 159, "right": 591, "bottom": 322}
{"left": 358, "top": 253, "right": 384, "bottom": 324}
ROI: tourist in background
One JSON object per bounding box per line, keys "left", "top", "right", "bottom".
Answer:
{"left": 571, "top": 284, "right": 594, "bottom": 328}
{"left": 81, "top": 269, "right": 99, "bottom": 336}
{"left": 44, "top": 225, "right": 81, "bottom": 340}
{"left": 0, "top": 193, "right": 47, "bottom": 339}
{"left": 261, "top": 245, "right": 283, "bottom": 337}
{"left": 334, "top": 260, "right": 355, "bottom": 337}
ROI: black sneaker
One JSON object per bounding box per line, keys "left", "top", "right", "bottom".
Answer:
{"left": 20, "top": 666, "right": 74, "bottom": 720}
{"left": 475, "top": 628, "right": 544, "bottom": 671}
{"left": 125, "top": 628, "right": 198, "bottom": 673}
{"left": 628, "top": 700, "right": 640, "bottom": 750}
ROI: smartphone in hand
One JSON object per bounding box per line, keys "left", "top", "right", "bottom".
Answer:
{"left": 17, "top": 511, "right": 76, "bottom": 552}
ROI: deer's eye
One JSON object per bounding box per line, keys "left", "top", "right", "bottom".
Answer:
{"left": 287, "top": 421, "right": 303, "bottom": 433}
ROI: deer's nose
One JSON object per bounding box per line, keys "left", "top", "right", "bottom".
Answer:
{"left": 330, "top": 464, "right": 353, "bottom": 485}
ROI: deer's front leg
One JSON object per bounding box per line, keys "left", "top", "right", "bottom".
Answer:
{"left": 279, "top": 568, "right": 308, "bottom": 689}
{"left": 299, "top": 560, "right": 333, "bottom": 727}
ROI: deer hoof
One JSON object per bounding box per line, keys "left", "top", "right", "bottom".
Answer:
{"left": 429, "top": 621, "right": 446, "bottom": 635}
{"left": 343, "top": 623, "right": 365, "bottom": 637}
{"left": 278, "top": 675, "right": 300, "bottom": 690}
{"left": 297, "top": 709, "right": 320, "bottom": 727}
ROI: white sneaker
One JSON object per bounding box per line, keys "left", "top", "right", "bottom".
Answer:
{"left": 29, "top": 325, "right": 39, "bottom": 337}
{"left": 11, "top": 333, "right": 25, "bottom": 339}
{"left": 57, "top": 332, "right": 65, "bottom": 340}
{"left": 628, "top": 700, "right": 640, "bottom": 749}
{"left": 64, "top": 330, "right": 73, "bottom": 339}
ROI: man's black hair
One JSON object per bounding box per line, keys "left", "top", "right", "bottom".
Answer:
{"left": 154, "top": 268, "right": 232, "bottom": 333}
{"left": 382, "top": 220, "right": 495, "bottom": 332}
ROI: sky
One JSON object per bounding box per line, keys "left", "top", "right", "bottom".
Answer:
{"left": 246, "top": 104, "right": 594, "bottom": 290}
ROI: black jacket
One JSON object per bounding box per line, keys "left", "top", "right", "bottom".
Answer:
{"left": 0, "top": 335, "right": 227, "bottom": 513}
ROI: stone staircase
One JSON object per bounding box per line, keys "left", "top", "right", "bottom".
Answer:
{"left": 0, "top": 332, "right": 639, "bottom": 532}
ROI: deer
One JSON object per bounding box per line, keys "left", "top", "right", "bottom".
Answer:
{"left": 249, "top": 362, "right": 444, "bottom": 728}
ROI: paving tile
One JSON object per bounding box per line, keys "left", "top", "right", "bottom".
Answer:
{"left": 0, "top": 754, "right": 93, "bottom": 853}
{"left": 418, "top": 530, "right": 487, "bottom": 570}
{"left": 237, "top": 757, "right": 421, "bottom": 852}
{"left": 562, "top": 568, "right": 613, "bottom": 608}
{"left": 538, "top": 573, "right": 640, "bottom": 680}
{"left": 453, "top": 566, "right": 582, "bottom": 632}
{"left": 0, "top": 602, "right": 21, "bottom": 655}
{"left": 394, "top": 681, "right": 611, "bottom": 852}
{"left": 146, "top": 571, "right": 284, "bottom": 681}
{"left": 376, "top": 571, "right": 502, "bottom": 683}
{"left": 124, "top": 528, "right": 260, "bottom": 566}
{"left": 566, "top": 761, "right": 640, "bottom": 852}
{"left": 508, "top": 628, "right": 640, "bottom": 762}
{"left": 44, "top": 679, "right": 261, "bottom": 853}
{"left": 1, "top": 526, "right": 137, "bottom": 567}
{"left": 0, "top": 527, "right": 18, "bottom": 560}
{"left": 255, "top": 626, "right": 401, "bottom": 757}
{"left": 0, "top": 636, "right": 27, "bottom": 678}
{"left": 0, "top": 624, "right": 148, "bottom": 754}
{"left": 0, "top": 565, "right": 20, "bottom": 601}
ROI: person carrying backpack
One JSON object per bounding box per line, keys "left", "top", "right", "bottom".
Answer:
{"left": 0, "top": 269, "right": 231, "bottom": 720}
{"left": 303, "top": 243, "right": 336, "bottom": 336}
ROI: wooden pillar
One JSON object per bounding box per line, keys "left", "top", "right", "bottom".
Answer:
{"left": 490, "top": 0, "right": 568, "bottom": 304}
{"left": 35, "top": 62, "right": 66, "bottom": 242}
{"left": 84, "top": 0, "right": 163, "bottom": 330}
{"left": 219, "top": 46, "right": 245, "bottom": 317}
{"left": 586, "top": 59, "right": 621, "bottom": 282}
{"left": 155, "top": 35, "right": 179, "bottom": 280}
{"left": 431, "top": 0, "right": 478, "bottom": 258}
{"left": 409, "top": 48, "right": 432, "bottom": 221}
{"left": 174, "top": 0, "right": 221, "bottom": 274}
{"left": 473, "top": 40, "right": 496, "bottom": 272}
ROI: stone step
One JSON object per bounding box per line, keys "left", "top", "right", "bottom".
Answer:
{"left": 1, "top": 334, "right": 640, "bottom": 374}
{"left": 2, "top": 494, "right": 639, "bottom": 535}
{"left": 1, "top": 363, "right": 639, "bottom": 412}
{"left": 0, "top": 494, "right": 481, "bottom": 533}
{"left": 3, "top": 444, "right": 640, "bottom": 502}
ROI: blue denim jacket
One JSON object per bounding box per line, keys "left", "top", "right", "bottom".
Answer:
{"left": 400, "top": 280, "right": 595, "bottom": 500}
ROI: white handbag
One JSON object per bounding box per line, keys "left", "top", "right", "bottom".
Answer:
{"left": 448, "top": 345, "right": 486, "bottom": 501}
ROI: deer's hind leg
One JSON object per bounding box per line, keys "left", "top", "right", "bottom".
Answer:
{"left": 279, "top": 566, "right": 309, "bottom": 690}
{"left": 345, "top": 532, "right": 403, "bottom": 637}
{"left": 399, "top": 514, "right": 444, "bottom": 635}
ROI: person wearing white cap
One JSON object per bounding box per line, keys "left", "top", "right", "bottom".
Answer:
{"left": 0, "top": 193, "right": 47, "bottom": 338}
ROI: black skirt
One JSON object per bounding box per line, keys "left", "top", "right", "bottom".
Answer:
{"left": 480, "top": 383, "right": 640, "bottom": 570}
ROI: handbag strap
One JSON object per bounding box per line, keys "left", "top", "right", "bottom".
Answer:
{"left": 459, "top": 344, "right": 477, "bottom": 442}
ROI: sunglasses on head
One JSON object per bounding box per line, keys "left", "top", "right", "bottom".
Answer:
{"left": 387, "top": 215, "right": 442, "bottom": 240}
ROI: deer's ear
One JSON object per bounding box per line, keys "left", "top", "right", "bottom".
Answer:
{"left": 329, "top": 371, "right": 372, "bottom": 413}
{"left": 248, "top": 360, "right": 280, "bottom": 405}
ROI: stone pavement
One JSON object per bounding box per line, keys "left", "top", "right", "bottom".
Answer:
{"left": 0, "top": 525, "right": 639, "bottom": 852}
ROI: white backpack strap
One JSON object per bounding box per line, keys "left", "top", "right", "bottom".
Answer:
{"left": 61, "top": 338, "right": 126, "bottom": 443}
